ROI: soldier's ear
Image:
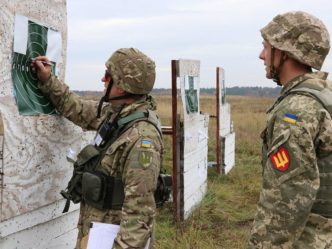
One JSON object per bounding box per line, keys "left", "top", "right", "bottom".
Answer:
{"left": 120, "top": 88, "right": 126, "bottom": 94}
{"left": 115, "top": 86, "right": 126, "bottom": 95}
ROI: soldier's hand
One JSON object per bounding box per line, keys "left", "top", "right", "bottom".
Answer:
{"left": 31, "top": 56, "right": 52, "bottom": 83}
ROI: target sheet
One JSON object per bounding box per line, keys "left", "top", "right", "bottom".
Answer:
{"left": 12, "top": 14, "right": 62, "bottom": 115}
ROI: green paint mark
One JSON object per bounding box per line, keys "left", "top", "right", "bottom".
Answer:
{"left": 185, "top": 76, "right": 198, "bottom": 114}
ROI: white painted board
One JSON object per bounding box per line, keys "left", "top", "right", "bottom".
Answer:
{"left": 177, "top": 59, "right": 209, "bottom": 220}
{"left": 217, "top": 67, "right": 235, "bottom": 174}
{"left": 0, "top": 206, "right": 79, "bottom": 249}
{"left": 183, "top": 114, "right": 209, "bottom": 219}
{"left": 0, "top": 1, "right": 94, "bottom": 248}
{"left": 219, "top": 103, "right": 232, "bottom": 136}
{"left": 223, "top": 132, "right": 236, "bottom": 174}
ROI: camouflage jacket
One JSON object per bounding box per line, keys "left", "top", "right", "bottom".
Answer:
{"left": 248, "top": 72, "right": 332, "bottom": 249}
{"left": 38, "top": 76, "right": 164, "bottom": 249}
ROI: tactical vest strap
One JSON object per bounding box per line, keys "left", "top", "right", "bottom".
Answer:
{"left": 311, "top": 153, "right": 332, "bottom": 218}
{"left": 61, "top": 109, "right": 165, "bottom": 212}
{"left": 119, "top": 110, "right": 162, "bottom": 135}
{"left": 289, "top": 83, "right": 332, "bottom": 116}
{"left": 288, "top": 82, "right": 332, "bottom": 218}
{"left": 117, "top": 112, "right": 148, "bottom": 127}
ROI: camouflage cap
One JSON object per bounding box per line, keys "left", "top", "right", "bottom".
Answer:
{"left": 105, "top": 48, "right": 156, "bottom": 94}
{"left": 261, "top": 11, "right": 330, "bottom": 70}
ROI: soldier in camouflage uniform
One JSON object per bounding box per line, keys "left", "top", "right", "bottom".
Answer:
{"left": 32, "top": 48, "right": 163, "bottom": 249}
{"left": 248, "top": 11, "right": 332, "bottom": 248}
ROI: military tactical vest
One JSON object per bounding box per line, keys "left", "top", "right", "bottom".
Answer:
{"left": 287, "top": 82, "right": 332, "bottom": 218}
{"left": 61, "top": 109, "right": 171, "bottom": 212}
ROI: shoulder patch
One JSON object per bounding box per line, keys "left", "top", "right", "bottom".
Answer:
{"left": 270, "top": 147, "right": 290, "bottom": 171}
{"left": 283, "top": 113, "right": 298, "bottom": 124}
{"left": 139, "top": 151, "right": 153, "bottom": 168}
{"left": 141, "top": 139, "right": 152, "bottom": 148}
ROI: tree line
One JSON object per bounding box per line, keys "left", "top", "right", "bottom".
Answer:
{"left": 74, "top": 86, "right": 282, "bottom": 98}
{"left": 150, "top": 87, "right": 281, "bottom": 97}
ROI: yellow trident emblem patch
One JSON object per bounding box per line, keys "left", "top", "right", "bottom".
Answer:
{"left": 270, "top": 147, "right": 290, "bottom": 171}
{"left": 139, "top": 151, "right": 153, "bottom": 168}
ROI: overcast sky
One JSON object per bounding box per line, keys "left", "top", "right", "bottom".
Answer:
{"left": 65, "top": 0, "right": 332, "bottom": 91}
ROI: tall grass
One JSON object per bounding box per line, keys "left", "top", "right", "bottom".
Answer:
{"left": 153, "top": 95, "right": 275, "bottom": 249}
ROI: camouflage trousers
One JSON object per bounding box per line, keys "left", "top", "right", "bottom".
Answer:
{"left": 248, "top": 213, "right": 332, "bottom": 249}
{"left": 75, "top": 202, "right": 154, "bottom": 249}
{"left": 294, "top": 213, "right": 332, "bottom": 249}
{"left": 75, "top": 203, "right": 121, "bottom": 249}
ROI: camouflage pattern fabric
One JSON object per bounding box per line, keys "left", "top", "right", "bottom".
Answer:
{"left": 261, "top": 11, "right": 330, "bottom": 70}
{"left": 248, "top": 72, "right": 332, "bottom": 249}
{"left": 38, "top": 75, "right": 163, "bottom": 249}
{"left": 105, "top": 48, "right": 156, "bottom": 95}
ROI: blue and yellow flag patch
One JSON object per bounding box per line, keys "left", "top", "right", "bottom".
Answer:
{"left": 141, "top": 139, "right": 152, "bottom": 148}
{"left": 283, "top": 113, "right": 298, "bottom": 124}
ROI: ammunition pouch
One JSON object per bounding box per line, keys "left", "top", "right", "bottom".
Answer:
{"left": 61, "top": 144, "right": 125, "bottom": 212}
{"left": 61, "top": 144, "right": 172, "bottom": 212}
{"left": 82, "top": 171, "right": 124, "bottom": 210}
{"left": 154, "top": 174, "right": 172, "bottom": 207}
{"left": 61, "top": 144, "right": 102, "bottom": 212}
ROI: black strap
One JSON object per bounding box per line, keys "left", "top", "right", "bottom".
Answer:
{"left": 61, "top": 171, "right": 83, "bottom": 213}
{"left": 97, "top": 79, "right": 114, "bottom": 118}
{"left": 63, "top": 199, "right": 71, "bottom": 213}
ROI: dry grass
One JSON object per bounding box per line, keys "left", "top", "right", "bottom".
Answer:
{"left": 153, "top": 95, "right": 275, "bottom": 249}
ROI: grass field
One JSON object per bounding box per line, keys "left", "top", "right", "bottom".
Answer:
{"left": 153, "top": 95, "right": 275, "bottom": 249}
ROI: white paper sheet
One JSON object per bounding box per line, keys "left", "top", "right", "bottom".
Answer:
{"left": 13, "top": 14, "right": 28, "bottom": 54}
{"left": 46, "top": 28, "right": 62, "bottom": 64}
{"left": 14, "top": 14, "right": 62, "bottom": 64}
{"left": 87, "top": 222, "right": 150, "bottom": 249}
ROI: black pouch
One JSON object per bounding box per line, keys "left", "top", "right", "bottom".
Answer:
{"left": 61, "top": 144, "right": 100, "bottom": 208}
{"left": 82, "top": 171, "right": 105, "bottom": 203}
{"left": 154, "top": 174, "right": 172, "bottom": 208}
{"left": 82, "top": 171, "right": 125, "bottom": 210}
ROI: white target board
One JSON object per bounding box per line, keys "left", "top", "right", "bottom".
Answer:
{"left": 12, "top": 14, "right": 62, "bottom": 115}
{"left": 178, "top": 59, "right": 209, "bottom": 219}
{"left": 0, "top": 2, "right": 93, "bottom": 248}
{"left": 218, "top": 68, "right": 235, "bottom": 174}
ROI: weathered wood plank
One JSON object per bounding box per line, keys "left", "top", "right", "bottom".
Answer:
{"left": 0, "top": 207, "right": 79, "bottom": 249}
{"left": 224, "top": 133, "right": 236, "bottom": 174}
{"left": 219, "top": 103, "right": 232, "bottom": 136}
{"left": 218, "top": 67, "right": 236, "bottom": 174}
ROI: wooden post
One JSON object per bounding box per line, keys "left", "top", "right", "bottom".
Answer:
{"left": 216, "top": 67, "right": 221, "bottom": 174}
{"left": 171, "top": 60, "right": 179, "bottom": 222}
